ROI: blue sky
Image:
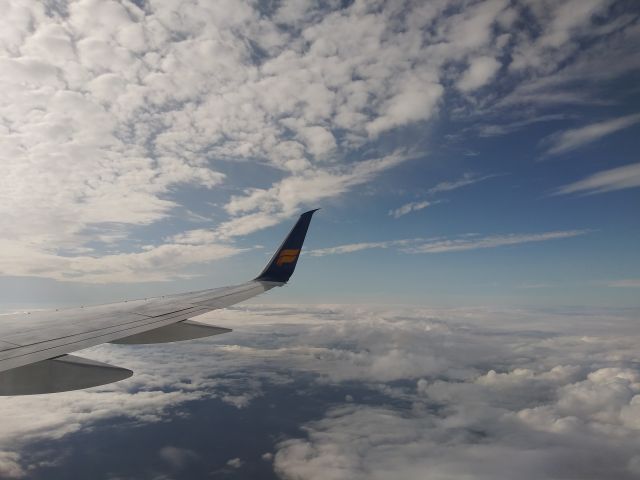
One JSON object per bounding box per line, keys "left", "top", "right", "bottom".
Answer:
{"left": 1, "top": 0, "right": 639, "bottom": 310}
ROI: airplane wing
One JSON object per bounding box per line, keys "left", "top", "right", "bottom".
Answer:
{"left": 0, "top": 209, "right": 318, "bottom": 395}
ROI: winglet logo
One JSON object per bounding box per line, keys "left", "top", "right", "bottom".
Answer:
{"left": 276, "top": 249, "right": 300, "bottom": 267}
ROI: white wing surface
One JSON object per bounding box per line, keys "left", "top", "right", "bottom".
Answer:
{"left": 0, "top": 210, "right": 318, "bottom": 395}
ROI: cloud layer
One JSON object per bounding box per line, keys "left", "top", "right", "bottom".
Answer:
{"left": 1, "top": 304, "right": 639, "bottom": 478}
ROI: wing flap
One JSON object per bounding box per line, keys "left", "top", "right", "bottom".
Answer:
{"left": 0, "top": 354, "right": 132, "bottom": 396}
{"left": 111, "top": 320, "right": 231, "bottom": 344}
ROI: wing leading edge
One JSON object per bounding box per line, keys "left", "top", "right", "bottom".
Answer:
{"left": 0, "top": 210, "right": 319, "bottom": 395}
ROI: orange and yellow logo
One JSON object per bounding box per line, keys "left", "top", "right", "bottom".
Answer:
{"left": 276, "top": 249, "right": 300, "bottom": 266}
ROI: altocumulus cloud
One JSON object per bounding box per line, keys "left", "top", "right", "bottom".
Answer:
{"left": 1, "top": 0, "right": 637, "bottom": 282}
{"left": 0, "top": 305, "right": 639, "bottom": 478}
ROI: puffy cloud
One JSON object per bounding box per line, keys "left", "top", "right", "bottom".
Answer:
{"left": 0, "top": 452, "right": 24, "bottom": 479}
{"left": 0, "top": 239, "right": 246, "bottom": 283}
{"left": 1, "top": 0, "right": 637, "bottom": 281}
{"left": 510, "top": 0, "right": 615, "bottom": 72}
{"left": 265, "top": 305, "right": 640, "bottom": 480}
{"left": 457, "top": 56, "right": 501, "bottom": 92}
{"left": 0, "top": 1, "right": 448, "bottom": 280}
{"left": 0, "top": 304, "right": 639, "bottom": 478}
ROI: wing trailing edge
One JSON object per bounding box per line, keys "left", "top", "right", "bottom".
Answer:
{"left": 111, "top": 320, "right": 231, "bottom": 344}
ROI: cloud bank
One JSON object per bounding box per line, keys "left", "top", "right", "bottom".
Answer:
{"left": 0, "top": 304, "right": 638, "bottom": 478}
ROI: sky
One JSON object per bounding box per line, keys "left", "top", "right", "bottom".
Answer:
{"left": 1, "top": 0, "right": 640, "bottom": 479}
{"left": 0, "top": 0, "right": 639, "bottom": 309}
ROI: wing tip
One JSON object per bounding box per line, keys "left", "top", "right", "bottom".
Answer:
{"left": 255, "top": 208, "right": 319, "bottom": 283}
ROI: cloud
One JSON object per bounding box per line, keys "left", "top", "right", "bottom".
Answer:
{"left": 159, "top": 446, "right": 198, "bottom": 470}
{"left": 226, "top": 457, "right": 243, "bottom": 468}
{"left": 543, "top": 114, "right": 640, "bottom": 155}
{"left": 263, "top": 305, "right": 640, "bottom": 480}
{"left": 491, "top": 1, "right": 640, "bottom": 116}
{"left": 0, "top": 2, "right": 433, "bottom": 280}
{"left": 552, "top": 162, "right": 640, "bottom": 196}
{"left": 388, "top": 173, "right": 499, "bottom": 220}
{"left": 1, "top": 304, "right": 639, "bottom": 478}
{"left": 0, "top": 239, "right": 246, "bottom": 283}
{"left": 509, "top": 0, "right": 614, "bottom": 72}
{"left": 457, "top": 56, "right": 501, "bottom": 92}
{"left": 0, "top": 452, "right": 24, "bottom": 479}
{"left": 427, "top": 172, "right": 500, "bottom": 195}
{"left": 388, "top": 201, "right": 432, "bottom": 219}
{"left": 475, "top": 114, "right": 572, "bottom": 137}
{"left": 310, "top": 229, "right": 588, "bottom": 256}
{"left": 218, "top": 151, "right": 411, "bottom": 239}
{"left": 309, "top": 239, "right": 416, "bottom": 257}
{"left": 404, "top": 230, "right": 589, "bottom": 254}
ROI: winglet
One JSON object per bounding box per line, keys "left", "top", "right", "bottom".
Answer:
{"left": 255, "top": 209, "right": 319, "bottom": 283}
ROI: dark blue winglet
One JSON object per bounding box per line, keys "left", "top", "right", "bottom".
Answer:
{"left": 255, "top": 209, "right": 319, "bottom": 283}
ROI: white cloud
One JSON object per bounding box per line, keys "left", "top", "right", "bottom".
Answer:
{"left": 366, "top": 77, "right": 444, "bottom": 137}
{"left": 0, "top": 452, "right": 24, "bottom": 479}
{"left": 388, "top": 173, "right": 498, "bottom": 220}
{"left": 544, "top": 114, "right": 640, "bottom": 155}
{"left": 226, "top": 457, "right": 244, "bottom": 468}
{"left": 0, "top": 239, "right": 245, "bottom": 283}
{"left": 1, "top": 304, "right": 640, "bottom": 478}
{"left": 0, "top": 1, "right": 438, "bottom": 281}
{"left": 388, "top": 201, "right": 431, "bottom": 219}
{"left": 404, "top": 230, "right": 589, "bottom": 254}
{"left": 218, "top": 151, "right": 410, "bottom": 239}
{"left": 510, "top": 0, "right": 614, "bottom": 72}
{"left": 553, "top": 162, "right": 640, "bottom": 196}
{"left": 309, "top": 239, "right": 416, "bottom": 257}
{"left": 310, "top": 229, "right": 589, "bottom": 256}
{"left": 475, "top": 114, "right": 572, "bottom": 137}
{"left": 457, "top": 56, "right": 501, "bottom": 92}
{"left": 427, "top": 172, "right": 500, "bottom": 195}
